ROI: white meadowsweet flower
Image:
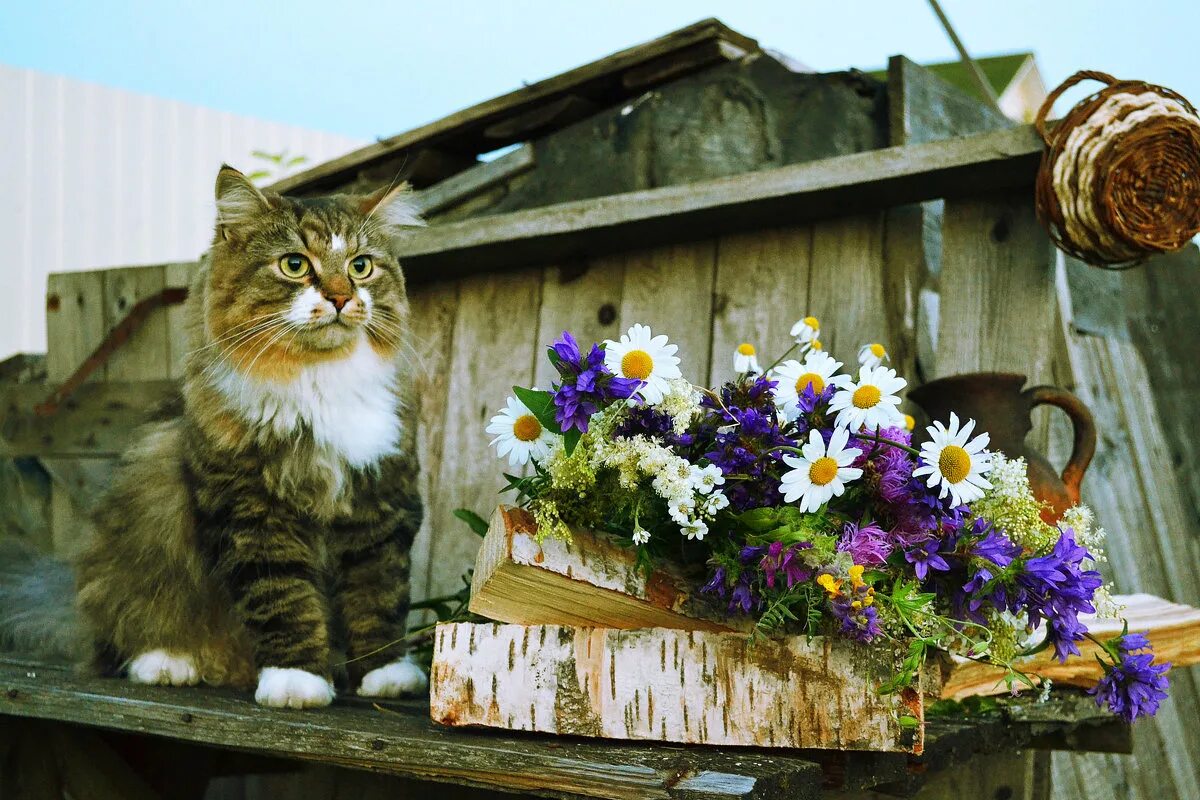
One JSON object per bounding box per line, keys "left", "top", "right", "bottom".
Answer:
{"left": 667, "top": 494, "right": 696, "bottom": 524}
{"left": 857, "top": 342, "right": 890, "bottom": 369}
{"left": 771, "top": 352, "right": 844, "bottom": 419}
{"left": 790, "top": 315, "right": 820, "bottom": 347}
{"left": 913, "top": 412, "right": 994, "bottom": 506}
{"left": 604, "top": 323, "right": 682, "bottom": 405}
{"left": 780, "top": 428, "right": 863, "bottom": 512}
{"left": 681, "top": 519, "right": 709, "bottom": 541}
{"left": 701, "top": 491, "right": 730, "bottom": 516}
{"left": 733, "top": 343, "right": 761, "bottom": 375}
{"left": 632, "top": 526, "right": 650, "bottom": 545}
{"left": 690, "top": 464, "right": 725, "bottom": 494}
{"left": 485, "top": 396, "right": 558, "bottom": 466}
{"left": 828, "top": 365, "right": 907, "bottom": 431}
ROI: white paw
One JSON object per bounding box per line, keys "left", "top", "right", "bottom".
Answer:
{"left": 254, "top": 667, "right": 335, "bottom": 709}
{"left": 127, "top": 649, "right": 200, "bottom": 686}
{"left": 358, "top": 657, "right": 428, "bottom": 698}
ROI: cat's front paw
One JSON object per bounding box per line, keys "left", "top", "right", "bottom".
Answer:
{"left": 358, "top": 657, "right": 428, "bottom": 698}
{"left": 255, "top": 667, "right": 335, "bottom": 709}
{"left": 127, "top": 649, "right": 199, "bottom": 686}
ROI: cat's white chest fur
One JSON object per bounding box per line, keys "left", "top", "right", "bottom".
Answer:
{"left": 214, "top": 339, "right": 402, "bottom": 467}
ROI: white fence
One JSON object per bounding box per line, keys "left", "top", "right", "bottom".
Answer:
{"left": 0, "top": 62, "right": 364, "bottom": 358}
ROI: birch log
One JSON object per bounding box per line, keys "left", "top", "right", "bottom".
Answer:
{"left": 470, "top": 506, "right": 743, "bottom": 632}
{"left": 430, "top": 622, "right": 923, "bottom": 753}
{"left": 941, "top": 593, "right": 1200, "bottom": 700}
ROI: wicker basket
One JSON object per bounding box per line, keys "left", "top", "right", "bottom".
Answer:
{"left": 1034, "top": 70, "right": 1200, "bottom": 269}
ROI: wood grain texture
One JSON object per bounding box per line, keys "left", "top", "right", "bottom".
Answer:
{"left": 708, "top": 225, "right": 812, "bottom": 387}
{"left": 806, "top": 213, "right": 889, "bottom": 360}
{"left": 45, "top": 270, "right": 106, "bottom": 383}
{"left": 469, "top": 506, "right": 738, "bottom": 633}
{"left": 103, "top": 265, "right": 169, "bottom": 382}
{"left": 533, "top": 257, "right": 626, "bottom": 392}
{"left": 424, "top": 268, "right": 543, "bottom": 599}
{"left": 164, "top": 261, "right": 198, "bottom": 379}
{"left": 430, "top": 622, "right": 923, "bottom": 753}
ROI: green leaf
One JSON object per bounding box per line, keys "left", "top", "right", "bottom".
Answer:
{"left": 898, "top": 715, "right": 921, "bottom": 729}
{"left": 512, "top": 386, "right": 562, "bottom": 434}
{"left": 453, "top": 508, "right": 490, "bottom": 537}
{"left": 563, "top": 427, "right": 582, "bottom": 456}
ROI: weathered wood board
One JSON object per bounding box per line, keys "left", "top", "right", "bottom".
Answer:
{"left": 470, "top": 506, "right": 738, "bottom": 632}
{"left": 430, "top": 622, "right": 923, "bottom": 753}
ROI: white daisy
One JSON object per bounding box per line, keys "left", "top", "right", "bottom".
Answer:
{"left": 681, "top": 519, "right": 709, "bottom": 541}
{"left": 690, "top": 464, "right": 725, "bottom": 494}
{"left": 857, "top": 342, "right": 890, "bottom": 369}
{"left": 828, "top": 365, "right": 907, "bottom": 431}
{"left": 780, "top": 428, "right": 863, "bottom": 513}
{"left": 486, "top": 396, "right": 557, "bottom": 466}
{"left": 604, "top": 323, "right": 682, "bottom": 405}
{"left": 913, "top": 412, "right": 994, "bottom": 506}
{"left": 632, "top": 526, "right": 650, "bottom": 545}
{"left": 771, "top": 352, "right": 844, "bottom": 419}
{"left": 733, "top": 343, "right": 761, "bottom": 375}
{"left": 790, "top": 315, "right": 820, "bottom": 347}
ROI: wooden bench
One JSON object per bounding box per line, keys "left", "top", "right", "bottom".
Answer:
{"left": 0, "top": 656, "right": 1128, "bottom": 799}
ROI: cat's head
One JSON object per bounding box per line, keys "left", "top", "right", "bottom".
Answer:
{"left": 201, "top": 165, "right": 422, "bottom": 380}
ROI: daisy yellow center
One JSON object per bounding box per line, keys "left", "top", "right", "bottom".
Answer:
{"left": 796, "top": 372, "right": 825, "bottom": 394}
{"left": 803, "top": 316, "right": 819, "bottom": 329}
{"left": 621, "top": 349, "right": 654, "bottom": 380}
{"left": 512, "top": 414, "right": 542, "bottom": 442}
{"left": 904, "top": 414, "right": 916, "bottom": 431}
{"left": 938, "top": 445, "right": 972, "bottom": 484}
{"left": 869, "top": 343, "right": 886, "bottom": 358}
{"left": 852, "top": 385, "right": 881, "bottom": 409}
{"left": 811, "top": 340, "right": 823, "bottom": 351}
{"left": 808, "top": 456, "right": 839, "bottom": 486}
{"left": 737, "top": 343, "right": 756, "bottom": 356}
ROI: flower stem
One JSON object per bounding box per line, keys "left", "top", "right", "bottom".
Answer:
{"left": 855, "top": 431, "right": 921, "bottom": 457}
{"left": 764, "top": 342, "right": 800, "bottom": 374}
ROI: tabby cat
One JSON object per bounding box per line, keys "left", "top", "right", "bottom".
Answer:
{"left": 5, "top": 166, "right": 427, "bottom": 708}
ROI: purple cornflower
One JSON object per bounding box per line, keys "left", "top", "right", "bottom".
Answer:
{"left": 970, "top": 526, "right": 1022, "bottom": 568}
{"left": 614, "top": 406, "right": 695, "bottom": 447}
{"left": 759, "top": 541, "right": 814, "bottom": 589}
{"left": 697, "top": 381, "right": 792, "bottom": 511}
{"left": 832, "top": 602, "right": 882, "bottom": 642}
{"left": 1016, "top": 529, "right": 1103, "bottom": 662}
{"left": 837, "top": 522, "right": 893, "bottom": 567}
{"left": 905, "top": 537, "right": 952, "bottom": 581}
{"left": 548, "top": 331, "right": 641, "bottom": 432}
{"left": 700, "top": 566, "right": 727, "bottom": 598}
{"left": 873, "top": 446, "right": 916, "bottom": 504}
{"left": 1089, "top": 633, "right": 1171, "bottom": 722}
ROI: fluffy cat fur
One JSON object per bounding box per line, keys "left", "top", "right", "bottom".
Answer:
{"left": 2, "top": 167, "right": 427, "bottom": 708}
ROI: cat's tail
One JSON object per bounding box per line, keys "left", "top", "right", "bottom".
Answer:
{"left": 0, "top": 537, "right": 87, "bottom": 661}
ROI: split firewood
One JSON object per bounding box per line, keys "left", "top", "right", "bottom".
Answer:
{"left": 430, "top": 621, "right": 924, "bottom": 753}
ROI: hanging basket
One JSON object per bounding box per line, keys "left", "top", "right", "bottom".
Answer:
{"left": 1034, "top": 70, "right": 1200, "bottom": 269}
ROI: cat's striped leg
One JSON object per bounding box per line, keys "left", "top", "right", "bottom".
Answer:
{"left": 210, "top": 516, "right": 335, "bottom": 709}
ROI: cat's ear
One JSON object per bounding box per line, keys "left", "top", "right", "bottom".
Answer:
{"left": 214, "top": 165, "right": 274, "bottom": 237}
{"left": 359, "top": 182, "right": 425, "bottom": 232}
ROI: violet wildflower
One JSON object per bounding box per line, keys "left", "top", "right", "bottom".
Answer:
{"left": 548, "top": 331, "right": 641, "bottom": 433}
{"left": 1016, "top": 529, "right": 1103, "bottom": 662}
{"left": 837, "top": 522, "right": 892, "bottom": 567}
{"left": 819, "top": 566, "right": 881, "bottom": 643}
{"left": 1090, "top": 632, "right": 1171, "bottom": 722}
{"left": 759, "top": 541, "right": 814, "bottom": 589}
{"left": 905, "top": 537, "right": 951, "bottom": 581}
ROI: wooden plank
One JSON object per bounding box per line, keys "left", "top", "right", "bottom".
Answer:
{"left": 1, "top": 380, "right": 175, "bottom": 458}
{"left": 404, "top": 281, "right": 460, "bottom": 616}
{"left": 806, "top": 213, "right": 889, "bottom": 360}
{"left": 164, "top": 261, "right": 198, "bottom": 379}
{"left": 941, "top": 594, "right": 1200, "bottom": 699}
{"left": 934, "top": 188, "right": 1055, "bottom": 380}
{"left": 532, "top": 257, "right": 626, "bottom": 392}
{"left": 270, "top": 19, "right": 759, "bottom": 195}
{"left": 0, "top": 662, "right": 825, "bottom": 800}
{"left": 415, "top": 144, "right": 536, "bottom": 218}
{"left": 708, "top": 225, "right": 811, "bottom": 386}
{"left": 45, "top": 270, "right": 106, "bottom": 383}
{"left": 424, "top": 269, "right": 543, "bottom": 599}
{"left": 617, "top": 241, "right": 716, "bottom": 386}
{"left": 103, "top": 265, "right": 170, "bottom": 382}
{"left": 430, "top": 622, "right": 924, "bottom": 753}
{"left": 885, "top": 55, "right": 1010, "bottom": 147}
{"left": 469, "top": 506, "right": 737, "bottom": 633}
{"left": 391, "top": 126, "right": 1046, "bottom": 282}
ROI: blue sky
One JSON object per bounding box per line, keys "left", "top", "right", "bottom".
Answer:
{"left": 2, "top": 1, "right": 1197, "bottom": 142}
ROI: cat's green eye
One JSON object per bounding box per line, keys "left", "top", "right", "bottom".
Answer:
{"left": 349, "top": 255, "right": 374, "bottom": 280}
{"left": 278, "top": 253, "right": 311, "bottom": 279}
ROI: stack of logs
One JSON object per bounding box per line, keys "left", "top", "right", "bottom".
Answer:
{"left": 429, "top": 506, "right": 1200, "bottom": 753}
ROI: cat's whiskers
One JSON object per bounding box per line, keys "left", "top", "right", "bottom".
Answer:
{"left": 240, "top": 321, "right": 303, "bottom": 377}
{"left": 189, "top": 311, "right": 286, "bottom": 356}
{"left": 198, "top": 319, "right": 294, "bottom": 377}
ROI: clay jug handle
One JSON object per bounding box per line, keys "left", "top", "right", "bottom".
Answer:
{"left": 1023, "top": 385, "right": 1097, "bottom": 505}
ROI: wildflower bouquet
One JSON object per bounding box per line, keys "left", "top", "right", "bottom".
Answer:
{"left": 486, "top": 318, "right": 1171, "bottom": 723}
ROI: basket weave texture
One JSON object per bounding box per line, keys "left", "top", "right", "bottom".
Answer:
{"left": 1034, "top": 70, "right": 1200, "bottom": 268}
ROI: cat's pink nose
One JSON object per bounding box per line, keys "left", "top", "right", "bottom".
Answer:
{"left": 326, "top": 294, "right": 351, "bottom": 312}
